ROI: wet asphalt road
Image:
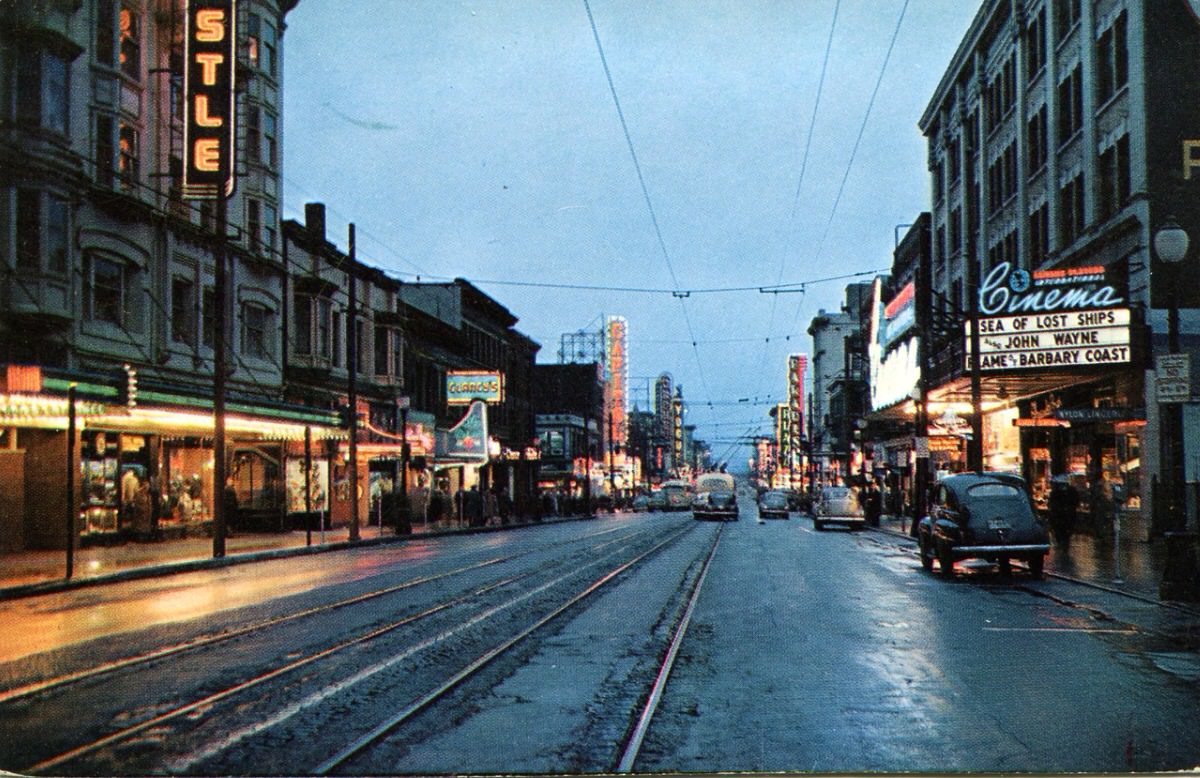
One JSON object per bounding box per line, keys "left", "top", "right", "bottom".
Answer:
{"left": 1, "top": 496, "right": 1199, "bottom": 774}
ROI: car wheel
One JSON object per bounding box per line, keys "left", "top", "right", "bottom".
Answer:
{"left": 813, "top": 518, "right": 824, "bottom": 531}
{"left": 997, "top": 557, "right": 1012, "bottom": 576}
{"left": 1028, "top": 554, "right": 1045, "bottom": 579}
{"left": 919, "top": 536, "right": 934, "bottom": 571}
{"left": 937, "top": 542, "right": 955, "bottom": 577}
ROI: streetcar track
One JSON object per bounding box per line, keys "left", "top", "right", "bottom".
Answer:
{"left": 23, "top": 569, "right": 536, "bottom": 775}
{"left": 311, "top": 523, "right": 700, "bottom": 775}
{"left": 24, "top": 522, "right": 692, "bottom": 775}
{"left": 0, "top": 523, "right": 645, "bottom": 707}
{"left": 617, "top": 522, "right": 723, "bottom": 771}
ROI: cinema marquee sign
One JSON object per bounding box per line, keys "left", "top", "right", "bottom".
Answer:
{"left": 965, "top": 262, "right": 1131, "bottom": 372}
{"left": 183, "top": 0, "right": 236, "bottom": 199}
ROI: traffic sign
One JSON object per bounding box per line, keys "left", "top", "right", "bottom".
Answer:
{"left": 1156, "top": 354, "right": 1191, "bottom": 403}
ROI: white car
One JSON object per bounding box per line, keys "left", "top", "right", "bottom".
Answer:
{"left": 813, "top": 486, "right": 865, "bottom": 531}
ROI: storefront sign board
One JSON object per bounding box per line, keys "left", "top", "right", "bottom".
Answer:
{"left": 445, "top": 371, "right": 504, "bottom": 405}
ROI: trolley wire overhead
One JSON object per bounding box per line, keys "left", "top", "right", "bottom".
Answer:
{"left": 581, "top": 0, "right": 712, "bottom": 403}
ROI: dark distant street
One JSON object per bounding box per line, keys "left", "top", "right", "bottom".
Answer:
{"left": 2, "top": 501, "right": 1198, "bottom": 775}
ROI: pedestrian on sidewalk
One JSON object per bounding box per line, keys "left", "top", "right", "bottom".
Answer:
{"left": 1048, "top": 474, "right": 1078, "bottom": 553}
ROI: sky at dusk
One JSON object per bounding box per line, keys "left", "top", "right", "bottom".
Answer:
{"left": 281, "top": 0, "right": 981, "bottom": 467}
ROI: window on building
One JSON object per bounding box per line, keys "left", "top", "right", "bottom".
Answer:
{"left": 987, "top": 228, "right": 1019, "bottom": 272}
{"left": 96, "top": 114, "right": 115, "bottom": 187}
{"left": 84, "top": 253, "right": 126, "bottom": 325}
{"left": 262, "top": 202, "right": 277, "bottom": 255}
{"left": 294, "top": 295, "right": 333, "bottom": 360}
{"left": 317, "top": 298, "right": 333, "bottom": 359}
{"left": 172, "top": 277, "right": 196, "bottom": 345}
{"left": 46, "top": 195, "right": 68, "bottom": 274}
{"left": 247, "top": 199, "right": 261, "bottom": 253}
{"left": 392, "top": 330, "right": 403, "bottom": 382}
{"left": 932, "top": 160, "right": 944, "bottom": 203}
{"left": 202, "top": 286, "right": 216, "bottom": 348}
{"left": 1098, "top": 135, "right": 1131, "bottom": 220}
{"left": 1057, "top": 65, "right": 1083, "bottom": 145}
{"left": 935, "top": 224, "right": 946, "bottom": 266}
{"left": 118, "top": 120, "right": 139, "bottom": 189}
{"left": 295, "top": 295, "right": 313, "bottom": 355}
{"left": 1058, "top": 173, "right": 1086, "bottom": 246}
{"left": 374, "top": 324, "right": 390, "bottom": 376}
{"left": 1096, "top": 12, "right": 1128, "bottom": 106}
{"left": 1026, "top": 8, "right": 1046, "bottom": 81}
{"left": 985, "top": 55, "right": 1016, "bottom": 133}
{"left": 947, "top": 137, "right": 960, "bottom": 184}
{"left": 261, "top": 20, "right": 277, "bottom": 77}
{"left": 246, "top": 106, "right": 261, "bottom": 163}
{"left": 247, "top": 14, "right": 261, "bottom": 68}
{"left": 987, "top": 142, "right": 1017, "bottom": 214}
{"left": 96, "top": 0, "right": 116, "bottom": 66}
{"left": 1027, "top": 105, "right": 1048, "bottom": 175}
{"left": 1056, "top": 0, "right": 1082, "bottom": 36}
{"left": 241, "top": 303, "right": 271, "bottom": 360}
{"left": 1028, "top": 201, "right": 1050, "bottom": 264}
{"left": 949, "top": 207, "right": 962, "bottom": 254}
{"left": 348, "top": 318, "right": 370, "bottom": 373}
{"left": 263, "top": 112, "right": 277, "bottom": 168}
{"left": 17, "top": 50, "right": 69, "bottom": 134}
{"left": 16, "top": 189, "right": 40, "bottom": 272}
{"left": 332, "top": 310, "right": 342, "bottom": 367}
{"left": 118, "top": 4, "right": 140, "bottom": 81}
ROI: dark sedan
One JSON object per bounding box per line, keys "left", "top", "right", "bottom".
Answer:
{"left": 694, "top": 490, "right": 739, "bottom": 521}
{"left": 917, "top": 473, "right": 1050, "bottom": 577}
{"left": 757, "top": 491, "right": 790, "bottom": 520}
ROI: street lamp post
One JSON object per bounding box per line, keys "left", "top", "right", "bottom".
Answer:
{"left": 1154, "top": 221, "right": 1198, "bottom": 600}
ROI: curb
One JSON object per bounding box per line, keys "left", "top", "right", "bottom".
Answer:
{"left": 0, "top": 513, "right": 599, "bottom": 602}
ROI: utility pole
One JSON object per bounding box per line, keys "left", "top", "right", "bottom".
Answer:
{"left": 213, "top": 193, "right": 229, "bottom": 557}
{"left": 347, "top": 224, "right": 360, "bottom": 541}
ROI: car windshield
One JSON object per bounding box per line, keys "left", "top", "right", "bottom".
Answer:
{"left": 966, "top": 483, "right": 1023, "bottom": 498}
{"left": 823, "top": 487, "right": 850, "bottom": 499}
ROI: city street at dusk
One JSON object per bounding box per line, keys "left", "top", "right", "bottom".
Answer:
{"left": 2, "top": 508, "right": 1199, "bottom": 774}
{"left": 4, "top": 0, "right": 1200, "bottom": 773}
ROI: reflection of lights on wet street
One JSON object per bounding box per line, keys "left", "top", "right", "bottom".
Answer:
{"left": 88, "top": 560, "right": 103, "bottom": 572}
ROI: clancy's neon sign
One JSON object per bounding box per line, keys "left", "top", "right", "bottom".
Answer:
{"left": 980, "top": 262, "right": 1124, "bottom": 316}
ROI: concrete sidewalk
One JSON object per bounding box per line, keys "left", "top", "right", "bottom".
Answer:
{"left": 875, "top": 512, "right": 1171, "bottom": 603}
{"left": 0, "top": 514, "right": 592, "bottom": 600}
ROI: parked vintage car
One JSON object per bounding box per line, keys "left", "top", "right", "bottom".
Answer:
{"left": 757, "top": 490, "right": 790, "bottom": 520}
{"left": 812, "top": 486, "right": 865, "bottom": 531}
{"left": 917, "top": 473, "right": 1050, "bottom": 577}
{"left": 631, "top": 494, "right": 650, "bottom": 512}
{"left": 647, "top": 491, "right": 669, "bottom": 512}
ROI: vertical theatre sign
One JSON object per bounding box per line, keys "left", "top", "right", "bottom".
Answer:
{"left": 787, "top": 355, "right": 807, "bottom": 471}
{"left": 183, "top": 0, "right": 237, "bottom": 199}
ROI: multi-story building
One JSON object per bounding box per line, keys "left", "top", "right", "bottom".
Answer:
{"left": 919, "top": 0, "right": 1200, "bottom": 531}
{"left": 0, "top": 1, "right": 325, "bottom": 551}
{"left": 807, "top": 283, "right": 873, "bottom": 485}
{"left": 533, "top": 362, "right": 603, "bottom": 499}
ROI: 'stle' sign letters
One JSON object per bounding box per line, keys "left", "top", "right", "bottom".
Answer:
{"left": 183, "top": 0, "right": 237, "bottom": 199}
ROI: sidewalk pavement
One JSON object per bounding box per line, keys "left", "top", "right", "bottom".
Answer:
{"left": 0, "top": 514, "right": 590, "bottom": 600}
{"left": 876, "top": 511, "right": 1170, "bottom": 603}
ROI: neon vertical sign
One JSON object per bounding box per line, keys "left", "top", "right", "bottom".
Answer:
{"left": 183, "top": 0, "right": 237, "bottom": 199}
